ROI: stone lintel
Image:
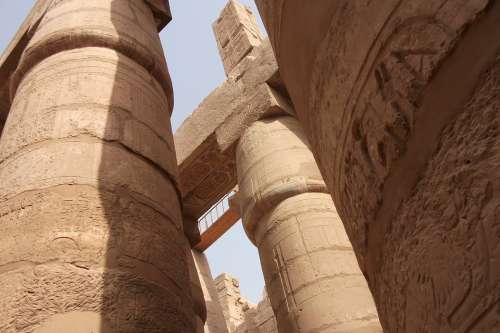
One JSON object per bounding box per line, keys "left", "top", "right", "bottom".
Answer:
{"left": 175, "top": 40, "right": 293, "bottom": 221}
{"left": 213, "top": 0, "right": 263, "bottom": 76}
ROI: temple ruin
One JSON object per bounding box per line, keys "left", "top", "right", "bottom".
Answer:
{"left": 0, "top": 0, "right": 499, "bottom": 332}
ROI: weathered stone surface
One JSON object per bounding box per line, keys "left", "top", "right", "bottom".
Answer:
{"left": 187, "top": 248, "right": 208, "bottom": 333}
{"left": 33, "top": 312, "right": 112, "bottom": 333}
{"left": 0, "top": 0, "right": 194, "bottom": 332}
{"left": 185, "top": 215, "right": 203, "bottom": 247}
{"left": 144, "top": 0, "right": 172, "bottom": 30}
{"left": 239, "top": 292, "right": 277, "bottom": 333}
{"left": 215, "top": 273, "right": 278, "bottom": 333}
{"left": 193, "top": 251, "right": 230, "bottom": 333}
{"left": 0, "top": 0, "right": 172, "bottom": 134}
{"left": 256, "top": 1, "right": 500, "bottom": 331}
{"left": 215, "top": 273, "right": 254, "bottom": 332}
{"left": 213, "top": 0, "right": 263, "bottom": 76}
{"left": 237, "top": 116, "right": 381, "bottom": 332}
{"left": 175, "top": 38, "right": 292, "bottom": 221}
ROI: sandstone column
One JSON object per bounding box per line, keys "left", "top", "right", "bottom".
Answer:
{"left": 236, "top": 116, "right": 381, "bottom": 332}
{"left": 192, "top": 250, "right": 230, "bottom": 333}
{"left": 255, "top": 1, "right": 500, "bottom": 331}
{"left": 0, "top": 1, "right": 195, "bottom": 332}
{"left": 187, "top": 249, "right": 208, "bottom": 333}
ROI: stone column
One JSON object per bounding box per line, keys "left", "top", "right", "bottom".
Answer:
{"left": 0, "top": 1, "right": 195, "bottom": 332}
{"left": 188, "top": 249, "right": 208, "bottom": 333}
{"left": 256, "top": 2, "right": 500, "bottom": 331}
{"left": 193, "top": 251, "right": 230, "bottom": 333}
{"left": 236, "top": 115, "right": 381, "bottom": 332}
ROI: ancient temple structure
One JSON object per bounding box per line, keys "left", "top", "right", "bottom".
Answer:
{"left": 254, "top": 1, "right": 500, "bottom": 332}
{"left": 176, "top": 1, "right": 381, "bottom": 331}
{"left": 0, "top": 0, "right": 498, "bottom": 332}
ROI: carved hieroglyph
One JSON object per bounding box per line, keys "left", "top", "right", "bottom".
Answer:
{"left": 256, "top": 0, "right": 500, "bottom": 331}
{"left": 0, "top": 1, "right": 194, "bottom": 332}
{"left": 237, "top": 116, "right": 381, "bottom": 332}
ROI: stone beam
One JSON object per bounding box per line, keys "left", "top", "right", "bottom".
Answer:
{"left": 0, "top": 0, "right": 197, "bottom": 331}
{"left": 175, "top": 1, "right": 292, "bottom": 222}
{"left": 176, "top": 39, "right": 293, "bottom": 221}
{"left": 212, "top": 0, "right": 263, "bottom": 75}
{"left": 0, "top": 0, "right": 171, "bottom": 135}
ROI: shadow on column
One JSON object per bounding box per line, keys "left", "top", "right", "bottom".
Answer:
{"left": 0, "top": 1, "right": 194, "bottom": 332}
{"left": 98, "top": 0, "right": 195, "bottom": 331}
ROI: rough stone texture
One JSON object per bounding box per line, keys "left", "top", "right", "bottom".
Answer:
{"left": 237, "top": 116, "right": 381, "bottom": 332}
{"left": 256, "top": 1, "right": 500, "bottom": 332}
{"left": 213, "top": 0, "right": 263, "bottom": 76}
{"left": 215, "top": 273, "right": 250, "bottom": 331}
{"left": 0, "top": 0, "right": 53, "bottom": 130}
{"left": 233, "top": 291, "right": 278, "bottom": 333}
{"left": 0, "top": 0, "right": 195, "bottom": 332}
{"left": 143, "top": 0, "right": 172, "bottom": 30}
{"left": 215, "top": 273, "right": 278, "bottom": 333}
{"left": 175, "top": 2, "right": 292, "bottom": 223}
{"left": 0, "top": 0, "right": 171, "bottom": 133}
{"left": 187, "top": 249, "right": 208, "bottom": 333}
{"left": 193, "top": 251, "right": 230, "bottom": 333}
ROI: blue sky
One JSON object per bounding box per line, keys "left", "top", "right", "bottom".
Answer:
{"left": 0, "top": 0, "right": 265, "bottom": 303}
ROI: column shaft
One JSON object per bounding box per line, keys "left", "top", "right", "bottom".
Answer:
{"left": 192, "top": 250, "right": 230, "bottom": 333}
{"left": 187, "top": 248, "right": 208, "bottom": 333}
{"left": 0, "top": 1, "right": 194, "bottom": 332}
{"left": 255, "top": 2, "right": 500, "bottom": 331}
{"left": 237, "top": 116, "right": 381, "bottom": 332}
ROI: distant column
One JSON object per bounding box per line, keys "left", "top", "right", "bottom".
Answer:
{"left": 193, "top": 250, "right": 230, "bottom": 333}
{"left": 0, "top": 0, "right": 195, "bottom": 332}
{"left": 187, "top": 249, "right": 208, "bottom": 333}
{"left": 237, "top": 115, "right": 382, "bottom": 332}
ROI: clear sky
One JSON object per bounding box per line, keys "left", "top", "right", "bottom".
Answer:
{"left": 0, "top": 0, "right": 265, "bottom": 303}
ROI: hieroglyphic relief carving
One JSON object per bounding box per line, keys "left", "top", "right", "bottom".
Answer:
{"left": 309, "top": 0, "right": 488, "bottom": 269}
{"left": 378, "top": 58, "right": 500, "bottom": 332}
{"left": 304, "top": 1, "right": 495, "bottom": 330}
{"left": 180, "top": 138, "right": 237, "bottom": 219}
{"left": 340, "top": 19, "right": 454, "bottom": 259}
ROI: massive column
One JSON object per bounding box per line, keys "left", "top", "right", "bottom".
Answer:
{"left": 0, "top": 1, "right": 195, "bottom": 332}
{"left": 255, "top": 1, "right": 500, "bottom": 331}
{"left": 237, "top": 116, "right": 381, "bottom": 332}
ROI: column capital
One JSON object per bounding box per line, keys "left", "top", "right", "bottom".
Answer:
{"left": 144, "top": 0, "right": 172, "bottom": 31}
{"left": 237, "top": 116, "right": 329, "bottom": 244}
